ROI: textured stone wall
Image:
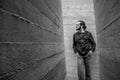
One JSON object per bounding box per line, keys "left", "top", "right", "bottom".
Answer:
{"left": 0, "top": 0, "right": 66, "bottom": 80}
{"left": 93, "top": 0, "right": 120, "bottom": 80}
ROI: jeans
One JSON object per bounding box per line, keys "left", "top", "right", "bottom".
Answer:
{"left": 77, "top": 53, "right": 91, "bottom": 80}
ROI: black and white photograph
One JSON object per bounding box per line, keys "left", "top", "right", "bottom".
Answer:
{"left": 0, "top": 0, "right": 119, "bottom": 80}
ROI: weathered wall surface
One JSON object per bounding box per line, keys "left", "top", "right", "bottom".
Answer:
{"left": 94, "top": 0, "right": 120, "bottom": 80}
{"left": 0, "top": 0, "right": 66, "bottom": 80}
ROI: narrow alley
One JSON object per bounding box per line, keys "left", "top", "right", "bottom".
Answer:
{"left": 0, "top": 0, "right": 120, "bottom": 80}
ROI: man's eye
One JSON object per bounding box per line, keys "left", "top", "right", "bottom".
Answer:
{"left": 76, "top": 24, "right": 79, "bottom": 26}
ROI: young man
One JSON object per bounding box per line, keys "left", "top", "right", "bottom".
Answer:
{"left": 73, "top": 20, "right": 96, "bottom": 80}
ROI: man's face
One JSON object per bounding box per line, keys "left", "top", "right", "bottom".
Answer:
{"left": 76, "top": 22, "right": 83, "bottom": 30}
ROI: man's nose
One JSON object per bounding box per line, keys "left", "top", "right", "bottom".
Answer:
{"left": 76, "top": 25, "right": 80, "bottom": 29}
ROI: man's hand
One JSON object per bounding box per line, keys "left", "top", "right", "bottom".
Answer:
{"left": 76, "top": 53, "right": 82, "bottom": 58}
{"left": 89, "top": 50, "right": 92, "bottom": 54}
{"left": 76, "top": 52, "right": 79, "bottom": 56}
{"left": 84, "top": 50, "right": 92, "bottom": 57}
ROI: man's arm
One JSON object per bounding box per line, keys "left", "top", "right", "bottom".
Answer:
{"left": 72, "top": 34, "right": 77, "bottom": 54}
{"left": 89, "top": 33, "right": 96, "bottom": 52}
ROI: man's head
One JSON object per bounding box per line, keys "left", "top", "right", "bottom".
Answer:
{"left": 76, "top": 20, "right": 87, "bottom": 30}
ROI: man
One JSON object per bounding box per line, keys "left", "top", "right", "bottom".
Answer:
{"left": 73, "top": 20, "right": 96, "bottom": 80}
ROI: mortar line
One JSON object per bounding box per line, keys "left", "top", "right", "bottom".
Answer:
{"left": 0, "top": 8, "right": 58, "bottom": 35}
{"left": 97, "top": 14, "right": 120, "bottom": 34}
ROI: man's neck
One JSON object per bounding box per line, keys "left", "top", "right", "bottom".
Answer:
{"left": 81, "top": 29, "right": 85, "bottom": 33}
{"left": 78, "top": 30, "right": 85, "bottom": 33}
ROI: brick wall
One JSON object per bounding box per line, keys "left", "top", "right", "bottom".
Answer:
{"left": 93, "top": 0, "right": 120, "bottom": 80}
{"left": 0, "top": 0, "right": 66, "bottom": 80}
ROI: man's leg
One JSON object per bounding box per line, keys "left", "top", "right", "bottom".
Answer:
{"left": 77, "top": 55, "right": 85, "bottom": 80}
{"left": 83, "top": 54, "right": 92, "bottom": 80}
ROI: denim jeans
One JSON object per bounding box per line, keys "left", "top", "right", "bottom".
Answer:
{"left": 77, "top": 53, "right": 92, "bottom": 80}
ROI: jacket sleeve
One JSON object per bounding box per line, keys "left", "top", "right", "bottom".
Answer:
{"left": 72, "top": 34, "right": 77, "bottom": 53}
{"left": 89, "top": 33, "right": 96, "bottom": 52}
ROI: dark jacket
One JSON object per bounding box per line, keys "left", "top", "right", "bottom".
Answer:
{"left": 73, "top": 31, "right": 96, "bottom": 56}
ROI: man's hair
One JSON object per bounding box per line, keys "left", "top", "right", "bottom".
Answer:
{"left": 77, "top": 20, "right": 87, "bottom": 30}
